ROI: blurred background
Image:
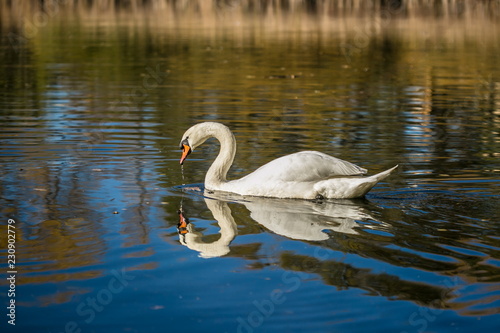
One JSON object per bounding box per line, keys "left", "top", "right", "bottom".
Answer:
{"left": 0, "top": 1, "right": 499, "bottom": 332}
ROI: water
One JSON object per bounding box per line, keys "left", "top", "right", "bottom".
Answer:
{"left": 1, "top": 2, "right": 500, "bottom": 332}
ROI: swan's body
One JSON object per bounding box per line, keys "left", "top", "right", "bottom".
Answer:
{"left": 179, "top": 122, "right": 397, "bottom": 199}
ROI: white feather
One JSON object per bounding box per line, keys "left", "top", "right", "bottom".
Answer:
{"left": 180, "top": 122, "right": 397, "bottom": 199}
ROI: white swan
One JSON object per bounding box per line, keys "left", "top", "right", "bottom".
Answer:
{"left": 179, "top": 122, "right": 398, "bottom": 199}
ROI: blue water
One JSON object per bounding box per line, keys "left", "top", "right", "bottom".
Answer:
{"left": 1, "top": 3, "right": 500, "bottom": 332}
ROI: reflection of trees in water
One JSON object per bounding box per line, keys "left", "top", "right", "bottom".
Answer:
{"left": 279, "top": 252, "right": 454, "bottom": 309}
{"left": 0, "top": 155, "right": 153, "bottom": 287}
{"left": 1, "top": 0, "right": 498, "bottom": 179}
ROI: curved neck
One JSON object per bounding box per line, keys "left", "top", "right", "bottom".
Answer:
{"left": 180, "top": 199, "right": 237, "bottom": 258}
{"left": 204, "top": 124, "right": 237, "bottom": 189}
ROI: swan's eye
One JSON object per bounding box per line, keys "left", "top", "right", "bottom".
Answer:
{"left": 180, "top": 139, "right": 189, "bottom": 150}
{"left": 179, "top": 140, "right": 192, "bottom": 165}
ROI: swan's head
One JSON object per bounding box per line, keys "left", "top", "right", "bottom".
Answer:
{"left": 179, "top": 123, "right": 209, "bottom": 165}
{"left": 179, "top": 122, "right": 232, "bottom": 165}
{"left": 179, "top": 138, "right": 192, "bottom": 165}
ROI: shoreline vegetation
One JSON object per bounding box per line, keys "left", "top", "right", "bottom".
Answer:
{"left": 2, "top": 0, "right": 499, "bottom": 31}
{"left": 1, "top": 1, "right": 498, "bottom": 113}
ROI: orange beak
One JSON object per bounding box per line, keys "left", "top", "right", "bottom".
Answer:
{"left": 180, "top": 144, "right": 191, "bottom": 165}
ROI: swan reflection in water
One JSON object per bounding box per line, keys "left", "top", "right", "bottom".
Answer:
{"left": 177, "top": 189, "right": 389, "bottom": 258}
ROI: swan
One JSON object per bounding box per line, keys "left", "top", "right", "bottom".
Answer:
{"left": 179, "top": 122, "right": 398, "bottom": 199}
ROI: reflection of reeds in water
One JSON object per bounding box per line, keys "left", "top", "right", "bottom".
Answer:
{"left": 2, "top": 0, "right": 499, "bottom": 33}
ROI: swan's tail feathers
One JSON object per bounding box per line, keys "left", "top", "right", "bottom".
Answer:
{"left": 314, "top": 165, "right": 398, "bottom": 199}
{"left": 369, "top": 164, "right": 399, "bottom": 182}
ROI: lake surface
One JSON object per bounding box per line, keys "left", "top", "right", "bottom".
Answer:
{"left": 1, "top": 2, "right": 499, "bottom": 332}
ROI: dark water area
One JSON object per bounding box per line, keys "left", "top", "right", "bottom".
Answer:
{"left": 0, "top": 1, "right": 499, "bottom": 332}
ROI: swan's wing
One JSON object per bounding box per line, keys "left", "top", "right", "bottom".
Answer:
{"left": 242, "top": 151, "right": 367, "bottom": 183}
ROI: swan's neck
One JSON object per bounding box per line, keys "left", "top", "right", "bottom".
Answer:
{"left": 180, "top": 199, "right": 237, "bottom": 258}
{"left": 205, "top": 125, "right": 236, "bottom": 189}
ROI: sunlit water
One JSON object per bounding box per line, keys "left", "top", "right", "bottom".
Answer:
{"left": 1, "top": 3, "right": 500, "bottom": 333}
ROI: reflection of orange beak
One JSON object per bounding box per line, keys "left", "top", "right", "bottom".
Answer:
{"left": 177, "top": 209, "right": 189, "bottom": 235}
{"left": 180, "top": 144, "right": 191, "bottom": 165}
